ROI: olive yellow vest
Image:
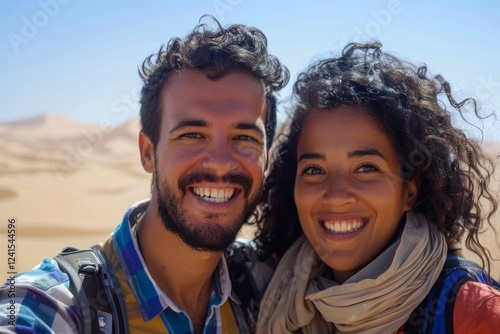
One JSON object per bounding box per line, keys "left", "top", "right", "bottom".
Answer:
{"left": 102, "top": 237, "right": 239, "bottom": 333}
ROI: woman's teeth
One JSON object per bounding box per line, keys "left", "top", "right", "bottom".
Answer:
{"left": 323, "top": 219, "right": 365, "bottom": 233}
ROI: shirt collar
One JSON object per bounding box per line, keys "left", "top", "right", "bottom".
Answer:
{"left": 112, "top": 199, "right": 236, "bottom": 321}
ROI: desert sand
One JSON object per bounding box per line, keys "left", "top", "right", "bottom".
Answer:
{"left": 0, "top": 113, "right": 499, "bottom": 283}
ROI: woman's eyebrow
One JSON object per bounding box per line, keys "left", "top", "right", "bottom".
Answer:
{"left": 348, "top": 148, "right": 386, "bottom": 159}
{"left": 297, "top": 152, "right": 325, "bottom": 162}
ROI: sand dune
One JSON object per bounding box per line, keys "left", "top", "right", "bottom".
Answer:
{"left": 1, "top": 113, "right": 499, "bottom": 283}
{"left": 0, "top": 113, "right": 150, "bottom": 281}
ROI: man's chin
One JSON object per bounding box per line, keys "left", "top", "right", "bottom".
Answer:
{"left": 177, "top": 223, "right": 242, "bottom": 252}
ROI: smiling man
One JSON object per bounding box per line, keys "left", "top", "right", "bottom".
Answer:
{"left": 0, "top": 17, "right": 288, "bottom": 334}
{"left": 141, "top": 70, "right": 268, "bottom": 254}
{"left": 136, "top": 69, "right": 269, "bottom": 332}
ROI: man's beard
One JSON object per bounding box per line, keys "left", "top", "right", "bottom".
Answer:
{"left": 153, "top": 162, "right": 260, "bottom": 252}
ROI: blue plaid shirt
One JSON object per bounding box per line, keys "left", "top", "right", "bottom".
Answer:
{"left": 0, "top": 199, "right": 238, "bottom": 333}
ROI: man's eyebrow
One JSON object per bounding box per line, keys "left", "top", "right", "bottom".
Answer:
{"left": 235, "top": 122, "right": 265, "bottom": 138}
{"left": 348, "top": 148, "right": 386, "bottom": 159}
{"left": 297, "top": 152, "right": 325, "bottom": 162}
{"left": 169, "top": 120, "right": 265, "bottom": 138}
{"left": 170, "top": 120, "right": 207, "bottom": 133}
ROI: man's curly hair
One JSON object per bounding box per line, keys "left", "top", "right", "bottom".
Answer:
{"left": 138, "top": 15, "right": 289, "bottom": 150}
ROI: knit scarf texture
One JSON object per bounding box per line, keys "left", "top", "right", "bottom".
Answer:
{"left": 256, "top": 212, "right": 447, "bottom": 334}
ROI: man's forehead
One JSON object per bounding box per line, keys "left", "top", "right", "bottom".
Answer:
{"left": 163, "top": 69, "right": 265, "bottom": 94}
{"left": 160, "top": 70, "right": 266, "bottom": 116}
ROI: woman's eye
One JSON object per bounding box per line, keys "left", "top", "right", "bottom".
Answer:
{"left": 355, "top": 163, "right": 380, "bottom": 173}
{"left": 301, "top": 165, "right": 324, "bottom": 175}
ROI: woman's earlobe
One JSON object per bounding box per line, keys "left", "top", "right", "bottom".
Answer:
{"left": 405, "top": 179, "right": 419, "bottom": 211}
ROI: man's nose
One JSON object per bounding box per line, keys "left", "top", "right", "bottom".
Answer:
{"left": 201, "top": 136, "right": 238, "bottom": 173}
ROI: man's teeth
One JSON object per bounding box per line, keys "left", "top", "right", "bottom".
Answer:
{"left": 324, "top": 220, "right": 365, "bottom": 233}
{"left": 193, "top": 188, "right": 235, "bottom": 203}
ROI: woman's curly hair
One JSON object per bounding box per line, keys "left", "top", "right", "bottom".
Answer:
{"left": 255, "top": 42, "right": 498, "bottom": 275}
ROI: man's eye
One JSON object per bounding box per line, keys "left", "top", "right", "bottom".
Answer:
{"left": 355, "top": 163, "right": 380, "bottom": 173}
{"left": 300, "top": 165, "right": 324, "bottom": 175}
{"left": 235, "top": 135, "right": 258, "bottom": 142}
{"left": 181, "top": 133, "right": 203, "bottom": 139}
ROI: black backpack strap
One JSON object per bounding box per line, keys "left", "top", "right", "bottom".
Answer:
{"left": 54, "top": 248, "right": 96, "bottom": 334}
{"left": 226, "top": 241, "right": 257, "bottom": 333}
{"left": 54, "top": 247, "right": 129, "bottom": 334}
{"left": 228, "top": 298, "right": 254, "bottom": 334}
{"left": 226, "top": 239, "right": 275, "bottom": 334}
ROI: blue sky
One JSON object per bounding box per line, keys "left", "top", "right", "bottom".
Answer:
{"left": 1, "top": 0, "right": 499, "bottom": 140}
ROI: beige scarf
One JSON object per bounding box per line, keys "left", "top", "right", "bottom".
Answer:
{"left": 256, "top": 212, "right": 447, "bottom": 334}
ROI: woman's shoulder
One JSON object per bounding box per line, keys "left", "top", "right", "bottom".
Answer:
{"left": 401, "top": 254, "right": 499, "bottom": 333}
{"left": 453, "top": 280, "right": 500, "bottom": 333}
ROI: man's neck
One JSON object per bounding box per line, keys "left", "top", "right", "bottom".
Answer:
{"left": 137, "top": 207, "right": 223, "bottom": 329}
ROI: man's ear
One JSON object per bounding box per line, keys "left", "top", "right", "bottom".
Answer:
{"left": 139, "top": 131, "right": 154, "bottom": 173}
{"left": 263, "top": 145, "right": 274, "bottom": 179}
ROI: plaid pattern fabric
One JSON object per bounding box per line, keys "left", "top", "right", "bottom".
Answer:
{"left": 0, "top": 199, "right": 238, "bottom": 333}
{"left": 0, "top": 258, "right": 82, "bottom": 333}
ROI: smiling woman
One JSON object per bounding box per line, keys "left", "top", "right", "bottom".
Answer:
{"left": 255, "top": 42, "right": 500, "bottom": 334}
{"left": 294, "top": 106, "right": 418, "bottom": 284}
